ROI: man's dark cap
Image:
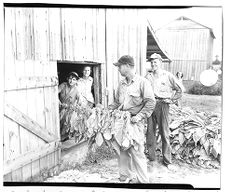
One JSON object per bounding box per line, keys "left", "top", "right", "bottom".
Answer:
{"left": 113, "top": 55, "right": 135, "bottom": 66}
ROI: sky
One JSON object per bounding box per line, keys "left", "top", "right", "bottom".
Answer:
{"left": 146, "top": 7, "right": 223, "bottom": 61}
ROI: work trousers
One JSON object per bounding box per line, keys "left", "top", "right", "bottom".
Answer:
{"left": 146, "top": 101, "right": 172, "bottom": 165}
{"left": 118, "top": 120, "right": 149, "bottom": 183}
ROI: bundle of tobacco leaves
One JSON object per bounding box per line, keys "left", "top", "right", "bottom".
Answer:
{"left": 59, "top": 104, "right": 92, "bottom": 143}
{"left": 88, "top": 109, "right": 144, "bottom": 155}
{"left": 60, "top": 104, "right": 144, "bottom": 154}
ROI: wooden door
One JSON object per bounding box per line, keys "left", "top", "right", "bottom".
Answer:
{"left": 3, "top": 60, "right": 61, "bottom": 181}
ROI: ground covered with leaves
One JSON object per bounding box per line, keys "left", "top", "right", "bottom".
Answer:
{"left": 168, "top": 104, "right": 221, "bottom": 169}
{"left": 45, "top": 94, "right": 221, "bottom": 188}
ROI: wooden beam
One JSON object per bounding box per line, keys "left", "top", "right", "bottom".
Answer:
{"left": 4, "top": 102, "right": 56, "bottom": 143}
{"left": 4, "top": 141, "right": 60, "bottom": 175}
{"left": 93, "top": 65, "right": 100, "bottom": 104}
{"left": 4, "top": 76, "right": 58, "bottom": 92}
{"left": 57, "top": 60, "right": 101, "bottom": 65}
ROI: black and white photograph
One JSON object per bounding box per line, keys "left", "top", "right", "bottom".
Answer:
{"left": 1, "top": 1, "right": 223, "bottom": 191}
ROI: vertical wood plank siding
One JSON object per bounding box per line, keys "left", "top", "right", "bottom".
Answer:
{"left": 105, "top": 9, "right": 147, "bottom": 103}
{"left": 156, "top": 27, "right": 214, "bottom": 80}
{"left": 4, "top": 8, "right": 60, "bottom": 180}
{"left": 60, "top": 8, "right": 106, "bottom": 62}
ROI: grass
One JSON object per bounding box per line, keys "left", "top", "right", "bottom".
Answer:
{"left": 181, "top": 93, "right": 222, "bottom": 114}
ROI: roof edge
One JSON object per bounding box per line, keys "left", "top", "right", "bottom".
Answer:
{"left": 147, "top": 19, "right": 172, "bottom": 62}
{"left": 156, "top": 16, "right": 216, "bottom": 39}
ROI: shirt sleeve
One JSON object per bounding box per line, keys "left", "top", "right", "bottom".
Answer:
{"left": 145, "top": 73, "right": 153, "bottom": 87}
{"left": 136, "top": 79, "right": 156, "bottom": 119}
{"left": 76, "top": 87, "right": 81, "bottom": 105}
{"left": 108, "top": 85, "right": 121, "bottom": 110}
{"left": 168, "top": 74, "right": 182, "bottom": 100}
{"left": 58, "top": 83, "right": 64, "bottom": 93}
{"left": 58, "top": 83, "right": 66, "bottom": 104}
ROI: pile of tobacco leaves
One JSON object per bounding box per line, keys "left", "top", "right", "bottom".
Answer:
{"left": 168, "top": 105, "right": 221, "bottom": 168}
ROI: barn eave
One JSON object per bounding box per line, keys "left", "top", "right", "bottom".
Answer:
{"left": 147, "top": 20, "right": 171, "bottom": 63}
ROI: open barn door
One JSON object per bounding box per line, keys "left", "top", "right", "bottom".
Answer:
{"left": 3, "top": 60, "right": 61, "bottom": 181}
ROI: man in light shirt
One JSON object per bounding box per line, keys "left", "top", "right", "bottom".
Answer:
{"left": 109, "top": 55, "right": 156, "bottom": 183}
{"left": 145, "top": 53, "right": 182, "bottom": 170}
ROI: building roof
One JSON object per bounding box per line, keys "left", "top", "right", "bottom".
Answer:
{"left": 212, "top": 59, "right": 221, "bottom": 65}
{"left": 146, "top": 20, "right": 171, "bottom": 62}
{"left": 157, "top": 16, "right": 215, "bottom": 39}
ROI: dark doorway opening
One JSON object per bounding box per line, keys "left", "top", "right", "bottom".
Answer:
{"left": 57, "top": 61, "right": 102, "bottom": 105}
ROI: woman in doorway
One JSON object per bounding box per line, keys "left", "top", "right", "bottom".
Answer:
{"left": 58, "top": 72, "right": 80, "bottom": 141}
{"left": 78, "top": 66, "right": 95, "bottom": 108}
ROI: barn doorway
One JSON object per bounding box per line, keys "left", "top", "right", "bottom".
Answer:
{"left": 57, "top": 61, "right": 103, "bottom": 150}
{"left": 57, "top": 61, "right": 103, "bottom": 105}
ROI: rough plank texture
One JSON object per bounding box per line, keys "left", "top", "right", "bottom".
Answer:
{"left": 4, "top": 118, "right": 21, "bottom": 161}
{"left": 21, "top": 163, "right": 32, "bottom": 181}
{"left": 4, "top": 141, "right": 59, "bottom": 175}
{"left": 4, "top": 149, "right": 61, "bottom": 182}
{"left": 4, "top": 103, "right": 56, "bottom": 143}
{"left": 156, "top": 25, "right": 213, "bottom": 80}
{"left": 4, "top": 76, "right": 58, "bottom": 91}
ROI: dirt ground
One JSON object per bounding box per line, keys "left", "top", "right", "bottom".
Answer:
{"left": 45, "top": 151, "right": 220, "bottom": 189}
{"left": 45, "top": 94, "right": 221, "bottom": 189}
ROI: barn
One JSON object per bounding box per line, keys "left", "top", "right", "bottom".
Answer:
{"left": 3, "top": 6, "right": 170, "bottom": 182}
{"left": 155, "top": 16, "right": 215, "bottom": 80}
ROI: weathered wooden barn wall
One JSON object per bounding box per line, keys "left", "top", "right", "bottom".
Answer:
{"left": 60, "top": 8, "right": 106, "bottom": 62}
{"left": 3, "top": 58, "right": 61, "bottom": 181}
{"left": 4, "top": 7, "right": 147, "bottom": 181}
{"left": 155, "top": 17, "right": 215, "bottom": 80}
{"left": 4, "top": 8, "right": 61, "bottom": 181}
{"left": 4, "top": 8, "right": 105, "bottom": 61}
{"left": 105, "top": 9, "right": 147, "bottom": 103}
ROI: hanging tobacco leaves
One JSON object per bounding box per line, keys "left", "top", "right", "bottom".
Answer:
{"left": 60, "top": 104, "right": 144, "bottom": 154}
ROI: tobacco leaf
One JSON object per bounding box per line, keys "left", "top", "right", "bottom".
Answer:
{"left": 95, "top": 132, "right": 104, "bottom": 147}
{"left": 200, "top": 135, "right": 210, "bottom": 155}
{"left": 210, "top": 139, "right": 221, "bottom": 158}
{"left": 178, "top": 132, "right": 185, "bottom": 145}
{"left": 114, "top": 128, "right": 123, "bottom": 146}
{"left": 103, "top": 129, "right": 112, "bottom": 140}
{"left": 184, "top": 131, "right": 192, "bottom": 140}
{"left": 169, "top": 120, "right": 182, "bottom": 130}
{"left": 193, "top": 128, "right": 205, "bottom": 145}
